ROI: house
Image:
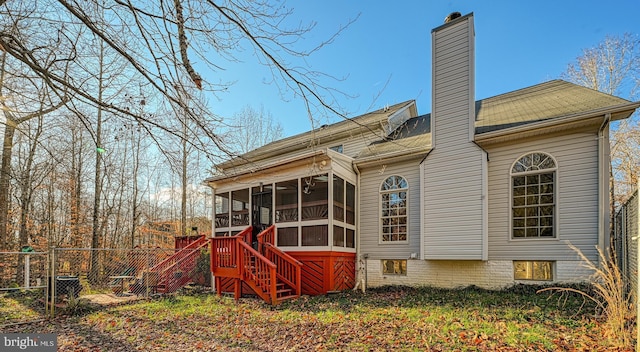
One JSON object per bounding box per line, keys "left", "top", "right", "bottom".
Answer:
{"left": 205, "top": 12, "right": 639, "bottom": 303}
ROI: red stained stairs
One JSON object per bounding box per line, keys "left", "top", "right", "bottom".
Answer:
{"left": 211, "top": 225, "right": 302, "bottom": 305}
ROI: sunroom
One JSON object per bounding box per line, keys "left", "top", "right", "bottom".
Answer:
{"left": 207, "top": 149, "right": 358, "bottom": 295}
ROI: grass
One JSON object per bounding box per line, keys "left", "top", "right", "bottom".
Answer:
{"left": 0, "top": 290, "right": 47, "bottom": 325}
{"left": 6, "top": 284, "right": 633, "bottom": 351}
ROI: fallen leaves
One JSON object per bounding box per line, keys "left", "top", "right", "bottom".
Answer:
{"left": 1, "top": 286, "right": 632, "bottom": 351}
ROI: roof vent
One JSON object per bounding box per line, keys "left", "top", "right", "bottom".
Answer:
{"left": 444, "top": 12, "right": 462, "bottom": 23}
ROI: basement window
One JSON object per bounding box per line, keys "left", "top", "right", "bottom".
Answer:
{"left": 382, "top": 259, "right": 407, "bottom": 275}
{"left": 513, "top": 261, "right": 553, "bottom": 281}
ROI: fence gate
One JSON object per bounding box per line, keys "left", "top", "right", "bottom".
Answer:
{"left": 0, "top": 251, "right": 49, "bottom": 326}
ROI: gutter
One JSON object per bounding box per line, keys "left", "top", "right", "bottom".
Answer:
{"left": 205, "top": 149, "right": 327, "bottom": 183}
{"left": 355, "top": 147, "right": 431, "bottom": 168}
{"left": 475, "top": 101, "right": 640, "bottom": 143}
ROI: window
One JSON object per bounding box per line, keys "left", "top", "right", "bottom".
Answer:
{"left": 514, "top": 261, "right": 553, "bottom": 281}
{"left": 380, "top": 176, "right": 408, "bottom": 242}
{"left": 329, "top": 145, "right": 343, "bottom": 153}
{"left": 302, "top": 174, "right": 328, "bottom": 220}
{"left": 231, "top": 189, "right": 250, "bottom": 226}
{"left": 302, "top": 225, "right": 328, "bottom": 246}
{"left": 276, "top": 180, "right": 298, "bottom": 223}
{"left": 277, "top": 227, "right": 298, "bottom": 246}
{"left": 333, "top": 175, "right": 345, "bottom": 222}
{"left": 511, "top": 152, "right": 556, "bottom": 238}
{"left": 382, "top": 260, "right": 407, "bottom": 275}
{"left": 215, "top": 192, "right": 230, "bottom": 228}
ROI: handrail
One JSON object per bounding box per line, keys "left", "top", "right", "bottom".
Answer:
{"left": 256, "top": 224, "right": 275, "bottom": 246}
{"left": 210, "top": 227, "right": 252, "bottom": 273}
{"left": 257, "top": 225, "right": 302, "bottom": 297}
{"left": 150, "top": 235, "right": 206, "bottom": 272}
{"left": 263, "top": 243, "right": 302, "bottom": 296}
{"left": 238, "top": 240, "right": 277, "bottom": 304}
{"left": 157, "top": 239, "right": 209, "bottom": 292}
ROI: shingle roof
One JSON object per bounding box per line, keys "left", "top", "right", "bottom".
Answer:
{"left": 356, "top": 80, "right": 636, "bottom": 159}
{"left": 216, "top": 100, "right": 415, "bottom": 170}
{"left": 475, "top": 80, "right": 633, "bottom": 133}
{"left": 216, "top": 80, "right": 637, "bottom": 169}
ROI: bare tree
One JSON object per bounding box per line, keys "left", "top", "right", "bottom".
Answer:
{"left": 227, "top": 105, "right": 284, "bottom": 154}
{"left": 561, "top": 33, "right": 640, "bottom": 239}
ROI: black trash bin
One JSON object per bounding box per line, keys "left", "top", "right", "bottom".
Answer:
{"left": 53, "top": 276, "right": 82, "bottom": 298}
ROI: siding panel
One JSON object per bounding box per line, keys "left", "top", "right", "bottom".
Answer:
{"left": 359, "top": 159, "right": 422, "bottom": 260}
{"left": 486, "top": 132, "right": 600, "bottom": 261}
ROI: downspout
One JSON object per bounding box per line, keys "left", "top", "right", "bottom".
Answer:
{"left": 419, "top": 161, "right": 425, "bottom": 260}
{"left": 419, "top": 150, "right": 433, "bottom": 261}
{"left": 352, "top": 162, "right": 365, "bottom": 289}
{"left": 598, "top": 113, "right": 611, "bottom": 253}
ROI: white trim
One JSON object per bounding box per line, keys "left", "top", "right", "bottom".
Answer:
{"left": 378, "top": 175, "right": 410, "bottom": 244}
{"left": 467, "top": 14, "right": 475, "bottom": 143}
{"left": 508, "top": 151, "right": 559, "bottom": 240}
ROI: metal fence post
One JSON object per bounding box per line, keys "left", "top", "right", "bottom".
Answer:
{"left": 50, "top": 247, "right": 56, "bottom": 318}
{"left": 24, "top": 253, "right": 30, "bottom": 289}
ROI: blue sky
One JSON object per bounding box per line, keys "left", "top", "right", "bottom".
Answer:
{"left": 205, "top": 0, "right": 640, "bottom": 137}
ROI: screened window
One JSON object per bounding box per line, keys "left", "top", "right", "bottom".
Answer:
{"left": 380, "top": 176, "right": 408, "bottom": 242}
{"left": 302, "top": 174, "right": 328, "bottom": 220}
{"left": 511, "top": 152, "right": 556, "bottom": 238}
{"left": 276, "top": 179, "right": 298, "bottom": 223}
{"left": 215, "top": 192, "right": 230, "bottom": 228}
{"left": 231, "top": 189, "right": 250, "bottom": 226}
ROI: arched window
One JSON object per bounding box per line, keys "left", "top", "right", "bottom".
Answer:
{"left": 511, "top": 152, "right": 556, "bottom": 238}
{"left": 380, "top": 176, "right": 408, "bottom": 242}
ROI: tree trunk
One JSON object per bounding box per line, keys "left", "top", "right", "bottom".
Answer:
{"left": 0, "top": 119, "right": 16, "bottom": 250}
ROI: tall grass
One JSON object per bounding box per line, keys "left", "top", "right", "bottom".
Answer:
{"left": 539, "top": 244, "right": 634, "bottom": 347}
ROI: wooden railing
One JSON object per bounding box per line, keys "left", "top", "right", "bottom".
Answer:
{"left": 211, "top": 225, "right": 301, "bottom": 304}
{"left": 157, "top": 239, "right": 209, "bottom": 292}
{"left": 150, "top": 235, "right": 206, "bottom": 273}
{"left": 239, "top": 241, "right": 277, "bottom": 304}
{"left": 210, "top": 227, "right": 252, "bottom": 276}
{"left": 257, "top": 225, "right": 302, "bottom": 296}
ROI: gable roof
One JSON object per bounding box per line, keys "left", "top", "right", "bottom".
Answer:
{"left": 215, "top": 100, "right": 416, "bottom": 171}
{"left": 355, "top": 80, "right": 638, "bottom": 161}
{"left": 214, "top": 79, "right": 638, "bottom": 173}
{"left": 475, "top": 80, "right": 634, "bottom": 133}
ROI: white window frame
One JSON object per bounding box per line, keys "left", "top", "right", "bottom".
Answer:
{"left": 379, "top": 175, "right": 409, "bottom": 244}
{"left": 509, "top": 152, "right": 558, "bottom": 240}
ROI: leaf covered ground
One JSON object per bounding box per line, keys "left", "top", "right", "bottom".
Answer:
{"left": 1, "top": 285, "right": 634, "bottom": 351}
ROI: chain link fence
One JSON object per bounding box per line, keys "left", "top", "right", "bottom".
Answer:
{"left": 1, "top": 244, "right": 212, "bottom": 324}
{"left": 0, "top": 251, "right": 49, "bottom": 326}
{"left": 615, "top": 189, "right": 638, "bottom": 294}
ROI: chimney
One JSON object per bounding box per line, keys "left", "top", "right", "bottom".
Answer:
{"left": 431, "top": 12, "right": 475, "bottom": 146}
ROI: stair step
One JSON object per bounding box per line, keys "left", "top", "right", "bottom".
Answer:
{"left": 277, "top": 294, "right": 298, "bottom": 302}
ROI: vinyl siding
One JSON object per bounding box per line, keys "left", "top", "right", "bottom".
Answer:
{"left": 423, "top": 14, "right": 486, "bottom": 260}
{"left": 359, "top": 158, "right": 422, "bottom": 260}
{"left": 486, "top": 132, "right": 600, "bottom": 261}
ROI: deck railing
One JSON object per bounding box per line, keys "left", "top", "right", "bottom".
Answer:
{"left": 157, "top": 239, "right": 209, "bottom": 292}
{"left": 239, "top": 241, "right": 277, "bottom": 304}
{"left": 150, "top": 235, "right": 206, "bottom": 273}
{"left": 212, "top": 225, "right": 301, "bottom": 304}
{"left": 258, "top": 225, "right": 302, "bottom": 296}
{"left": 210, "top": 227, "right": 252, "bottom": 276}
